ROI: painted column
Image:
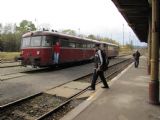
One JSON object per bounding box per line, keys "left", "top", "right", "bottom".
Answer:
{"left": 148, "top": 11, "right": 152, "bottom": 75}
{"left": 149, "top": 0, "right": 159, "bottom": 104}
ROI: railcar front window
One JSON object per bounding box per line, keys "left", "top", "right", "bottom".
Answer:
{"left": 31, "top": 36, "right": 41, "bottom": 47}
{"left": 22, "top": 37, "right": 31, "bottom": 48}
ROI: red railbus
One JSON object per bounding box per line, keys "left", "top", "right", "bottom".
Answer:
{"left": 20, "top": 31, "right": 118, "bottom": 67}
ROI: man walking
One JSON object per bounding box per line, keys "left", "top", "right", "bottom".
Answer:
{"left": 133, "top": 50, "right": 141, "bottom": 68}
{"left": 90, "top": 43, "right": 109, "bottom": 90}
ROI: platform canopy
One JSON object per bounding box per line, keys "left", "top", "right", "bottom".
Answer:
{"left": 112, "top": 0, "right": 150, "bottom": 43}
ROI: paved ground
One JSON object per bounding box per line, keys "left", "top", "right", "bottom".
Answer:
{"left": 0, "top": 57, "right": 129, "bottom": 105}
{"left": 62, "top": 56, "right": 160, "bottom": 120}
{"left": 0, "top": 63, "right": 93, "bottom": 105}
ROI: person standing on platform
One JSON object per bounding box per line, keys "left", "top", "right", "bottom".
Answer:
{"left": 133, "top": 50, "right": 141, "bottom": 68}
{"left": 90, "top": 43, "right": 109, "bottom": 90}
{"left": 53, "top": 42, "right": 61, "bottom": 64}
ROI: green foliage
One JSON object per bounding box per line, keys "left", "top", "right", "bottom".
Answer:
{"left": 0, "top": 52, "right": 20, "bottom": 61}
{"left": 61, "top": 29, "right": 77, "bottom": 36}
{"left": 87, "top": 34, "right": 97, "bottom": 40}
{"left": 87, "top": 34, "right": 119, "bottom": 45}
{"left": 0, "top": 20, "right": 36, "bottom": 52}
{"left": 16, "top": 20, "right": 36, "bottom": 34}
{"left": 0, "top": 21, "right": 120, "bottom": 52}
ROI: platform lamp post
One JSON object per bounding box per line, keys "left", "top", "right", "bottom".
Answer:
{"left": 149, "top": 0, "right": 159, "bottom": 105}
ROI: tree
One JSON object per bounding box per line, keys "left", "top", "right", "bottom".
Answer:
{"left": 61, "top": 29, "right": 77, "bottom": 36}
{"left": 87, "top": 34, "right": 97, "bottom": 40}
{"left": 38, "top": 23, "right": 51, "bottom": 31}
{"left": 0, "top": 24, "right": 2, "bottom": 34}
{"left": 3, "top": 24, "right": 12, "bottom": 34}
{"left": 16, "top": 20, "right": 36, "bottom": 34}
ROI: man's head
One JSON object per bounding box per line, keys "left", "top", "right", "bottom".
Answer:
{"left": 95, "top": 43, "right": 100, "bottom": 50}
{"left": 56, "top": 42, "right": 59, "bottom": 46}
{"left": 102, "top": 44, "right": 106, "bottom": 51}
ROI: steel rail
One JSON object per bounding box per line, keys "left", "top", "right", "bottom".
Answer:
{"left": 0, "top": 58, "right": 132, "bottom": 118}
{"left": 0, "top": 92, "right": 43, "bottom": 110}
{"left": 36, "top": 58, "right": 132, "bottom": 120}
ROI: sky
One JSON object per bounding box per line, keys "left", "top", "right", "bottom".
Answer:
{"left": 0, "top": 0, "right": 147, "bottom": 46}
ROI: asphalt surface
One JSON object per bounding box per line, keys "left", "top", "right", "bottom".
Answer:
{"left": 0, "top": 63, "right": 93, "bottom": 105}
{"left": 0, "top": 57, "right": 130, "bottom": 105}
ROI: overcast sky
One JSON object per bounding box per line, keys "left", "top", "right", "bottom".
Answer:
{"left": 0, "top": 0, "right": 147, "bottom": 46}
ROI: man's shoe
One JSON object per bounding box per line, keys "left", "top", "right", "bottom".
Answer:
{"left": 101, "top": 86, "right": 109, "bottom": 89}
{"left": 88, "top": 88, "right": 95, "bottom": 91}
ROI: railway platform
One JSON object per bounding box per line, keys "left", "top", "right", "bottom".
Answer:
{"left": 61, "top": 56, "right": 160, "bottom": 120}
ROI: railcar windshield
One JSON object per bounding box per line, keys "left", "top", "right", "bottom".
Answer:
{"left": 42, "top": 36, "right": 52, "bottom": 47}
{"left": 30, "top": 36, "right": 41, "bottom": 47}
{"left": 21, "top": 36, "right": 55, "bottom": 48}
{"left": 22, "top": 36, "right": 41, "bottom": 48}
{"left": 21, "top": 37, "right": 31, "bottom": 48}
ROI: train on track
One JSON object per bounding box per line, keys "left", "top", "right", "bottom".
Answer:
{"left": 20, "top": 31, "right": 119, "bottom": 67}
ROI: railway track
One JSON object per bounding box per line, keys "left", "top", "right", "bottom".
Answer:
{"left": 0, "top": 56, "right": 131, "bottom": 81}
{"left": 0, "top": 60, "right": 93, "bottom": 81}
{"left": 0, "top": 54, "right": 131, "bottom": 68}
{"left": 0, "top": 67, "right": 48, "bottom": 81}
{"left": 0, "top": 62, "right": 21, "bottom": 68}
{"left": 0, "top": 57, "right": 132, "bottom": 120}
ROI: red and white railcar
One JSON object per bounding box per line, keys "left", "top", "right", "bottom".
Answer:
{"left": 20, "top": 31, "right": 118, "bottom": 67}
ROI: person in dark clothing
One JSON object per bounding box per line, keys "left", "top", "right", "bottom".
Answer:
{"left": 133, "top": 50, "right": 141, "bottom": 68}
{"left": 90, "top": 43, "right": 109, "bottom": 90}
{"left": 0, "top": 47, "right": 3, "bottom": 52}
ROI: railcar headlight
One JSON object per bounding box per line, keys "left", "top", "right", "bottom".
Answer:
{"left": 37, "top": 51, "right": 40, "bottom": 55}
{"left": 21, "top": 50, "right": 24, "bottom": 55}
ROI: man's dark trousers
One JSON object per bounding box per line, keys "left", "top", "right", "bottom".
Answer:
{"left": 135, "top": 59, "right": 139, "bottom": 68}
{"left": 91, "top": 70, "right": 109, "bottom": 90}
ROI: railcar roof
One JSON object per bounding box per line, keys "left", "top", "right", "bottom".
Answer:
{"left": 23, "top": 31, "right": 118, "bottom": 47}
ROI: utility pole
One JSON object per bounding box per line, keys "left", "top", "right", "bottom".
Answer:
{"left": 129, "top": 32, "right": 131, "bottom": 43}
{"left": 123, "top": 24, "right": 124, "bottom": 47}
{"left": 78, "top": 28, "right": 80, "bottom": 36}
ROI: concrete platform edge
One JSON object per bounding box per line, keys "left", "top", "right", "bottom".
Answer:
{"left": 60, "top": 63, "right": 134, "bottom": 120}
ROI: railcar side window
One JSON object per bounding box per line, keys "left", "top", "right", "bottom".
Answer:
{"left": 52, "top": 37, "right": 58, "bottom": 45}
{"left": 31, "top": 36, "right": 41, "bottom": 47}
{"left": 87, "top": 43, "right": 91, "bottom": 48}
{"left": 61, "top": 39, "right": 69, "bottom": 47}
{"left": 22, "top": 37, "right": 31, "bottom": 48}
{"left": 82, "top": 44, "right": 87, "bottom": 48}
{"left": 92, "top": 43, "right": 95, "bottom": 48}
{"left": 108, "top": 46, "right": 114, "bottom": 50}
{"left": 69, "top": 42, "right": 76, "bottom": 48}
{"left": 42, "top": 36, "right": 52, "bottom": 47}
{"left": 76, "top": 43, "right": 83, "bottom": 48}
{"left": 44, "top": 36, "right": 58, "bottom": 46}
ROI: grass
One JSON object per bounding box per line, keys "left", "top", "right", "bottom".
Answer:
{"left": 0, "top": 52, "right": 20, "bottom": 61}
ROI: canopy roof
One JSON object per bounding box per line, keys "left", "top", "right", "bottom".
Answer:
{"left": 112, "top": 0, "right": 150, "bottom": 43}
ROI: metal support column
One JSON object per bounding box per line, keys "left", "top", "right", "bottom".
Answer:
{"left": 147, "top": 12, "right": 152, "bottom": 75}
{"left": 149, "top": 0, "right": 159, "bottom": 104}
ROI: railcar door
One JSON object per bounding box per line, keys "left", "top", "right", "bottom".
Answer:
{"left": 59, "top": 38, "right": 71, "bottom": 63}
{"left": 51, "top": 37, "right": 59, "bottom": 64}
{"left": 41, "top": 36, "right": 54, "bottom": 65}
